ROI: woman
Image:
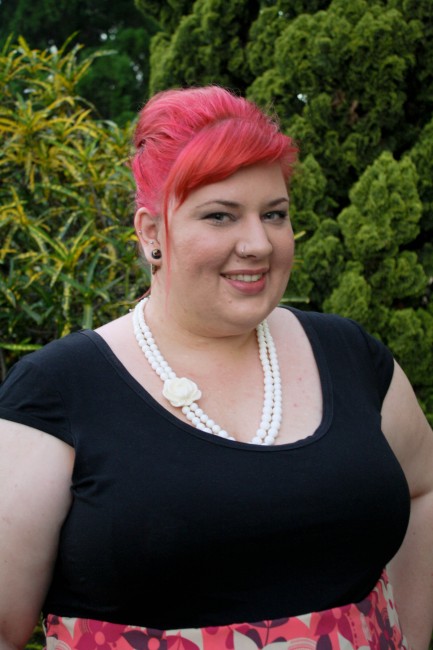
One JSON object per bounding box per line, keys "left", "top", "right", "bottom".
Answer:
{"left": 0, "top": 86, "right": 432, "bottom": 650}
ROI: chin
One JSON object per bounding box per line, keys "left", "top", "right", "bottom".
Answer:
{"left": 220, "top": 303, "right": 277, "bottom": 332}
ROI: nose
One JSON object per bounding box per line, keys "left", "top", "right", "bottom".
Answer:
{"left": 236, "top": 215, "right": 273, "bottom": 258}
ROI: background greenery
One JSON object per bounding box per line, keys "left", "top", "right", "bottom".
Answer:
{"left": 0, "top": 1, "right": 432, "bottom": 648}
{"left": 0, "top": 37, "right": 148, "bottom": 379}
{"left": 1, "top": 0, "right": 432, "bottom": 421}
{"left": 0, "top": 0, "right": 160, "bottom": 124}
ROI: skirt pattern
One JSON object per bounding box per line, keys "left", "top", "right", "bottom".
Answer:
{"left": 44, "top": 571, "right": 409, "bottom": 650}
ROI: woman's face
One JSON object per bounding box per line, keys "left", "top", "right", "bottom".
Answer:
{"left": 157, "top": 162, "right": 295, "bottom": 336}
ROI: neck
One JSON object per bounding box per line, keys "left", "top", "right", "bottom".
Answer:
{"left": 132, "top": 297, "right": 282, "bottom": 445}
{"left": 143, "top": 291, "right": 259, "bottom": 358}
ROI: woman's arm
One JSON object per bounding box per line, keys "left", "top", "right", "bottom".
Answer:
{"left": 382, "top": 362, "right": 433, "bottom": 650}
{"left": 0, "top": 419, "right": 74, "bottom": 650}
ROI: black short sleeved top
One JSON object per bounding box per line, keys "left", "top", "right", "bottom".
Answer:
{"left": 0, "top": 308, "right": 410, "bottom": 628}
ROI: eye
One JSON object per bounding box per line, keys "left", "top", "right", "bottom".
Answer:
{"left": 262, "top": 210, "right": 288, "bottom": 222}
{"left": 202, "top": 212, "right": 233, "bottom": 224}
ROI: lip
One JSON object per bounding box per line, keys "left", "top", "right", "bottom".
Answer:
{"left": 222, "top": 268, "right": 268, "bottom": 278}
{"left": 221, "top": 269, "right": 268, "bottom": 294}
{"left": 223, "top": 273, "right": 263, "bottom": 282}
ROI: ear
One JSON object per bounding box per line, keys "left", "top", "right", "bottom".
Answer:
{"left": 134, "top": 208, "right": 162, "bottom": 265}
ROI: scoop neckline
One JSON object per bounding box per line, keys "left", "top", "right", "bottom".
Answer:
{"left": 79, "top": 307, "right": 333, "bottom": 452}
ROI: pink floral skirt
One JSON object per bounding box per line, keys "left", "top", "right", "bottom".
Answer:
{"left": 44, "top": 571, "right": 409, "bottom": 650}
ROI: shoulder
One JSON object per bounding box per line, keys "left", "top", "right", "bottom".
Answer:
{"left": 275, "top": 304, "right": 388, "bottom": 351}
{"left": 0, "top": 331, "right": 106, "bottom": 444}
{"left": 274, "top": 305, "right": 395, "bottom": 401}
{"left": 3, "top": 330, "right": 109, "bottom": 385}
{"left": 20, "top": 329, "right": 101, "bottom": 368}
{"left": 275, "top": 304, "right": 363, "bottom": 333}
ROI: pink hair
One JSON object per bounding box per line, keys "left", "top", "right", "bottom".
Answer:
{"left": 131, "top": 86, "right": 298, "bottom": 238}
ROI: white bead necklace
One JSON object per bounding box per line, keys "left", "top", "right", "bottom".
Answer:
{"left": 132, "top": 297, "right": 282, "bottom": 445}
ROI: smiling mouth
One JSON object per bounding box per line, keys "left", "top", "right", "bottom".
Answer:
{"left": 222, "top": 273, "right": 263, "bottom": 283}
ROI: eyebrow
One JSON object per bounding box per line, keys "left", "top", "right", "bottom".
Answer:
{"left": 196, "top": 197, "right": 290, "bottom": 209}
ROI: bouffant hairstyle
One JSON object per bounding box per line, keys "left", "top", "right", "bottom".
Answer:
{"left": 131, "top": 86, "right": 298, "bottom": 234}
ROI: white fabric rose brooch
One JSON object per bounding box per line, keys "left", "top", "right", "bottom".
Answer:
{"left": 162, "top": 377, "right": 202, "bottom": 407}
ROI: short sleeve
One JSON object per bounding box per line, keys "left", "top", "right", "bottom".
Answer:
{"left": 348, "top": 320, "right": 395, "bottom": 403}
{"left": 0, "top": 358, "right": 73, "bottom": 444}
{"left": 290, "top": 307, "right": 396, "bottom": 407}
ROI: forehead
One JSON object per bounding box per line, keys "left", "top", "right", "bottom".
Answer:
{"left": 179, "top": 163, "right": 288, "bottom": 210}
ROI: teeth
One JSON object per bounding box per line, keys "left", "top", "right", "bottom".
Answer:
{"left": 226, "top": 273, "right": 262, "bottom": 282}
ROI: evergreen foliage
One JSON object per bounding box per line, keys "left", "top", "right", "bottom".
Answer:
{"left": 0, "top": 0, "right": 160, "bottom": 124}
{"left": 148, "top": 0, "right": 260, "bottom": 94}
{"left": 134, "top": 0, "right": 433, "bottom": 422}
{"left": 244, "top": 0, "right": 433, "bottom": 422}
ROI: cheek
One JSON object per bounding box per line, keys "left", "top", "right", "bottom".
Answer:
{"left": 274, "top": 230, "right": 295, "bottom": 264}
{"left": 171, "top": 245, "right": 223, "bottom": 276}
{"left": 171, "top": 235, "right": 229, "bottom": 273}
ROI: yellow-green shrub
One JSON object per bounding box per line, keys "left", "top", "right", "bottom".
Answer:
{"left": 0, "top": 37, "right": 148, "bottom": 376}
